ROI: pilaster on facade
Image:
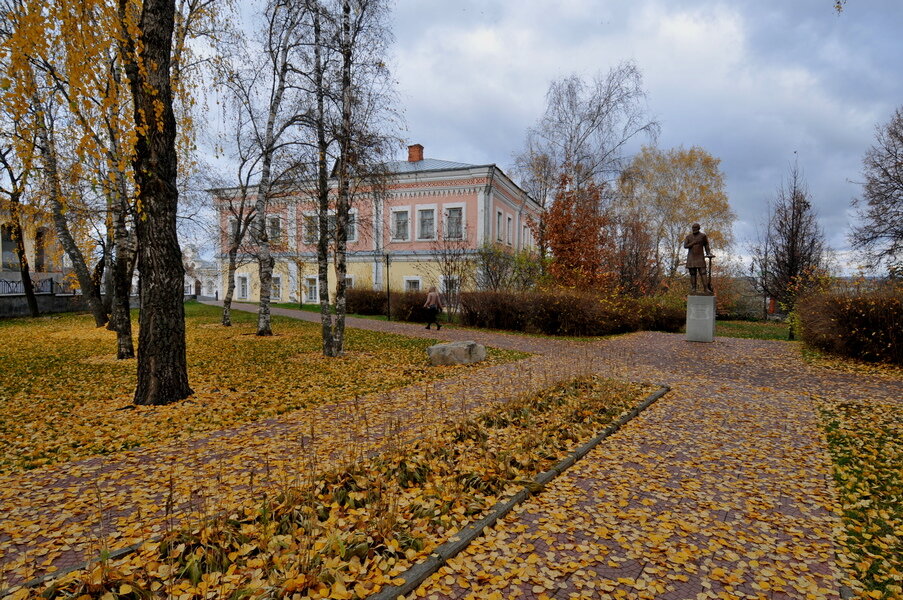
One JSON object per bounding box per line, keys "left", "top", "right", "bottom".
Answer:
{"left": 213, "top": 145, "right": 541, "bottom": 302}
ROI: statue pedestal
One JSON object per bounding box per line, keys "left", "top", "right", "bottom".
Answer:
{"left": 686, "top": 295, "right": 716, "bottom": 343}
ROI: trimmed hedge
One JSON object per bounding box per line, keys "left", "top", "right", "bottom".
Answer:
{"left": 390, "top": 291, "right": 432, "bottom": 323}
{"left": 345, "top": 289, "right": 387, "bottom": 316}
{"left": 459, "top": 289, "right": 684, "bottom": 336}
{"left": 797, "top": 284, "right": 902, "bottom": 364}
{"left": 637, "top": 294, "right": 685, "bottom": 333}
{"left": 459, "top": 291, "right": 531, "bottom": 331}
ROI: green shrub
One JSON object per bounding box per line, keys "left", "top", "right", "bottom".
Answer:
{"left": 529, "top": 290, "right": 641, "bottom": 337}
{"left": 797, "top": 282, "right": 902, "bottom": 364}
{"left": 637, "top": 294, "right": 685, "bottom": 332}
{"left": 459, "top": 291, "right": 531, "bottom": 331}
{"left": 454, "top": 289, "right": 691, "bottom": 337}
{"left": 345, "top": 289, "right": 387, "bottom": 316}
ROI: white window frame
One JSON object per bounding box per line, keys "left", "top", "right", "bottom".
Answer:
{"left": 343, "top": 274, "right": 355, "bottom": 289}
{"left": 302, "top": 210, "right": 358, "bottom": 244}
{"left": 302, "top": 213, "right": 318, "bottom": 245}
{"left": 403, "top": 276, "right": 422, "bottom": 292}
{"left": 268, "top": 216, "right": 281, "bottom": 242}
{"left": 506, "top": 215, "right": 513, "bottom": 246}
{"left": 304, "top": 276, "right": 319, "bottom": 303}
{"left": 443, "top": 203, "right": 465, "bottom": 241}
{"left": 390, "top": 207, "right": 411, "bottom": 241}
{"left": 237, "top": 275, "right": 249, "bottom": 300}
{"left": 345, "top": 209, "right": 358, "bottom": 243}
{"left": 271, "top": 276, "right": 281, "bottom": 300}
{"left": 416, "top": 204, "right": 438, "bottom": 241}
{"left": 496, "top": 210, "right": 503, "bottom": 242}
{"left": 441, "top": 275, "right": 459, "bottom": 298}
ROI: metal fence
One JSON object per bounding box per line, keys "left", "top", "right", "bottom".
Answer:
{"left": 0, "top": 278, "right": 68, "bottom": 295}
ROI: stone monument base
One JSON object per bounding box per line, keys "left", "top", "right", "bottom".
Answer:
{"left": 686, "top": 294, "right": 716, "bottom": 343}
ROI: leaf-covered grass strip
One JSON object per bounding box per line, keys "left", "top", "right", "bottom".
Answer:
{"left": 27, "top": 376, "right": 649, "bottom": 600}
{"left": 817, "top": 395, "right": 903, "bottom": 599}
{"left": 0, "top": 302, "right": 526, "bottom": 473}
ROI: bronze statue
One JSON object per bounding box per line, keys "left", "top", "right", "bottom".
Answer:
{"left": 684, "top": 223, "right": 714, "bottom": 294}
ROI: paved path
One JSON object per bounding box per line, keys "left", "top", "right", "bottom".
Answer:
{"left": 407, "top": 333, "right": 878, "bottom": 600}
{"left": 1, "top": 302, "right": 897, "bottom": 598}
{"left": 0, "top": 304, "right": 612, "bottom": 590}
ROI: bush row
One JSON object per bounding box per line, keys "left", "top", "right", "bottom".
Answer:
{"left": 796, "top": 284, "right": 902, "bottom": 364}
{"left": 345, "top": 288, "right": 686, "bottom": 336}
{"left": 344, "top": 289, "right": 435, "bottom": 323}
{"left": 459, "top": 289, "right": 685, "bottom": 336}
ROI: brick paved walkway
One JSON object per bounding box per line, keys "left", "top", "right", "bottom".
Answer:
{"left": 0, "top": 304, "right": 614, "bottom": 590}
{"left": 408, "top": 334, "right": 866, "bottom": 600}
{"left": 2, "top": 303, "right": 897, "bottom": 598}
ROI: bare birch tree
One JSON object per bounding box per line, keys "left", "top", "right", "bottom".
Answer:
{"left": 851, "top": 106, "right": 903, "bottom": 271}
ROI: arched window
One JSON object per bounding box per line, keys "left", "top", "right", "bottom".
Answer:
{"left": 1, "top": 224, "right": 19, "bottom": 270}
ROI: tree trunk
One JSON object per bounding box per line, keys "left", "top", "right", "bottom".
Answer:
{"left": 105, "top": 101, "right": 136, "bottom": 358}
{"left": 253, "top": 12, "right": 292, "bottom": 337}
{"left": 330, "top": 0, "right": 354, "bottom": 357}
{"left": 312, "top": 4, "right": 335, "bottom": 355}
{"left": 10, "top": 195, "right": 39, "bottom": 317}
{"left": 120, "top": 0, "right": 192, "bottom": 405}
{"left": 221, "top": 245, "right": 238, "bottom": 326}
{"left": 109, "top": 196, "right": 135, "bottom": 359}
{"left": 34, "top": 100, "right": 108, "bottom": 328}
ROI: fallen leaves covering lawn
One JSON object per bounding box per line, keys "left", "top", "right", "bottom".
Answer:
{"left": 20, "top": 376, "right": 648, "bottom": 600}
{"left": 817, "top": 394, "right": 903, "bottom": 599}
{"left": 0, "top": 302, "right": 525, "bottom": 473}
{"left": 714, "top": 319, "right": 791, "bottom": 341}
{"left": 803, "top": 347, "right": 903, "bottom": 379}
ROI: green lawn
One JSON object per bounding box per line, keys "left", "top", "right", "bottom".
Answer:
{"left": 715, "top": 319, "right": 791, "bottom": 341}
{"left": 271, "top": 302, "right": 390, "bottom": 321}
{"left": 0, "top": 302, "right": 527, "bottom": 472}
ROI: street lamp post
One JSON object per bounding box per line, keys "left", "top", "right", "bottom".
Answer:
{"left": 384, "top": 252, "right": 391, "bottom": 321}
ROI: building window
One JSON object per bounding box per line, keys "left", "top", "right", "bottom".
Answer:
{"left": 344, "top": 275, "right": 354, "bottom": 289}
{"left": 445, "top": 207, "right": 463, "bottom": 240}
{"left": 271, "top": 276, "right": 281, "bottom": 300}
{"left": 34, "top": 228, "right": 46, "bottom": 272}
{"left": 404, "top": 277, "right": 421, "bottom": 292}
{"left": 268, "top": 216, "right": 281, "bottom": 242}
{"left": 205, "top": 280, "right": 214, "bottom": 295}
{"left": 303, "top": 215, "right": 318, "bottom": 244}
{"left": 344, "top": 212, "right": 357, "bottom": 242}
{"left": 506, "top": 216, "right": 513, "bottom": 245}
{"left": 391, "top": 210, "right": 409, "bottom": 241}
{"left": 237, "top": 275, "right": 248, "bottom": 300}
{"left": 228, "top": 218, "right": 238, "bottom": 239}
{"left": 1, "top": 224, "right": 19, "bottom": 270}
{"left": 305, "top": 276, "right": 319, "bottom": 303}
{"left": 417, "top": 208, "right": 435, "bottom": 240}
{"left": 496, "top": 211, "right": 503, "bottom": 242}
{"left": 522, "top": 224, "right": 531, "bottom": 248}
{"left": 442, "top": 276, "right": 459, "bottom": 303}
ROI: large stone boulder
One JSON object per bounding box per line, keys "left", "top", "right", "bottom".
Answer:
{"left": 427, "top": 340, "right": 487, "bottom": 366}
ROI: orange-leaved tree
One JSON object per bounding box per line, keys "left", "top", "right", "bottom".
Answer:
{"left": 619, "top": 145, "right": 735, "bottom": 283}
{"left": 545, "top": 172, "right": 615, "bottom": 291}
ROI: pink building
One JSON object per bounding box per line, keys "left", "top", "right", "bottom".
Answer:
{"left": 220, "top": 144, "right": 542, "bottom": 303}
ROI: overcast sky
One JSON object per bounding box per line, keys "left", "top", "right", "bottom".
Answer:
{"left": 385, "top": 0, "right": 903, "bottom": 269}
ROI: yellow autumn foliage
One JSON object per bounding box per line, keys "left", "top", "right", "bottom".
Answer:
{"left": 0, "top": 302, "right": 525, "bottom": 473}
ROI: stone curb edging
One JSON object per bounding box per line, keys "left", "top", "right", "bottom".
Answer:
{"left": 364, "top": 383, "right": 671, "bottom": 600}
{"left": 0, "top": 384, "right": 667, "bottom": 599}
{"left": 4, "top": 384, "right": 668, "bottom": 598}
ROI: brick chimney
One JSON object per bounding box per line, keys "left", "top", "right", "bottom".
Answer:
{"left": 407, "top": 143, "right": 424, "bottom": 162}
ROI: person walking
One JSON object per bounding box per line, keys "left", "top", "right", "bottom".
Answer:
{"left": 423, "top": 286, "right": 444, "bottom": 330}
